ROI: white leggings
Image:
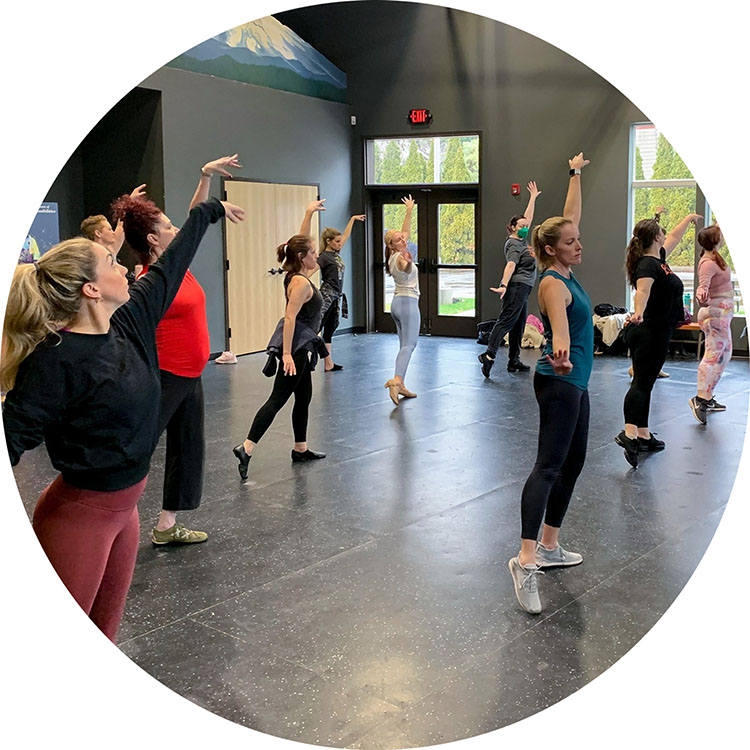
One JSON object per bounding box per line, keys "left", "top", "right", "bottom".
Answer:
{"left": 391, "top": 295, "right": 420, "bottom": 379}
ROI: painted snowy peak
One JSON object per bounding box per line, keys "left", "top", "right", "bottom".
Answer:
{"left": 177, "top": 16, "right": 346, "bottom": 91}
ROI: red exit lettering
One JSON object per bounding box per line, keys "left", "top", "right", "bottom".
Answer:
{"left": 408, "top": 108, "right": 431, "bottom": 125}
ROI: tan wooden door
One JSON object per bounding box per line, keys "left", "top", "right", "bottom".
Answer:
{"left": 224, "top": 181, "right": 319, "bottom": 355}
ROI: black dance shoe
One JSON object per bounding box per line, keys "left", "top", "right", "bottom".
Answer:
{"left": 325, "top": 363, "right": 344, "bottom": 372}
{"left": 614, "top": 431, "right": 639, "bottom": 468}
{"left": 478, "top": 352, "right": 494, "bottom": 378}
{"left": 232, "top": 444, "right": 252, "bottom": 481}
{"left": 507, "top": 360, "right": 531, "bottom": 372}
{"left": 291, "top": 449, "right": 326, "bottom": 463}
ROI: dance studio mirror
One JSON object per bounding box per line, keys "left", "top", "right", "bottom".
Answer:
{"left": 5, "top": 2, "right": 747, "bottom": 748}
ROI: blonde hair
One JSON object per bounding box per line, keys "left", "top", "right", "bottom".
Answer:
{"left": 384, "top": 229, "right": 400, "bottom": 275}
{"left": 80, "top": 214, "right": 108, "bottom": 240}
{"left": 1, "top": 238, "right": 98, "bottom": 390}
{"left": 320, "top": 227, "right": 341, "bottom": 254}
{"left": 531, "top": 217, "right": 574, "bottom": 271}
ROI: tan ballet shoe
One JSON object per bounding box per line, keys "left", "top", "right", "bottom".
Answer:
{"left": 384, "top": 379, "right": 401, "bottom": 405}
{"left": 398, "top": 385, "right": 417, "bottom": 398}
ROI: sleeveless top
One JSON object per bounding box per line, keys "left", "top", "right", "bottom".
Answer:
{"left": 389, "top": 252, "right": 420, "bottom": 299}
{"left": 285, "top": 273, "right": 323, "bottom": 332}
{"left": 535, "top": 269, "right": 594, "bottom": 391}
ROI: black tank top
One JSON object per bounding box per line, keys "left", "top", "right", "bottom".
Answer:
{"left": 284, "top": 273, "right": 323, "bottom": 332}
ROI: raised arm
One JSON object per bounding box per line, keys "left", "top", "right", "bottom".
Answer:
{"left": 539, "top": 276, "right": 573, "bottom": 375}
{"left": 523, "top": 181, "right": 542, "bottom": 224}
{"left": 281, "top": 277, "right": 314, "bottom": 376}
{"left": 299, "top": 199, "right": 326, "bottom": 237}
{"left": 663, "top": 212, "right": 703, "bottom": 257}
{"left": 401, "top": 195, "right": 415, "bottom": 240}
{"left": 562, "top": 153, "right": 590, "bottom": 226}
{"left": 340, "top": 214, "right": 366, "bottom": 247}
{"left": 189, "top": 154, "right": 242, "bottom": 212}
{"left": 112, "top": 184, "right": 147, "bottom": 255}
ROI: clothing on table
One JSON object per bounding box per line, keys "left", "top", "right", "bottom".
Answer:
{"left": 391, "top": 295, "right": 420, "bottom": 379}
{"left": 504, "top": 236, "right": 537, "bottom": 287}
{"left": 486, "top": 281, "right": 532, "bottom": 361}
{"left": 535, "top": 269, "right": 594, "bottom": 391}
{"left": 697, "top": 298, "right": 733, "bottom": 399}
{"left": 3, "top": 198, "right": 225, "bottom": 640}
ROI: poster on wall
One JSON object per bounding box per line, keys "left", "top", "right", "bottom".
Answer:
{"left": 19, "top": 203, "right": 59, "bottom": 264}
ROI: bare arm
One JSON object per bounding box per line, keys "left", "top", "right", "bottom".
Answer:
{"left": 299, "top": 199, "right": 326, "bottom": 236}
{"left": 401, "top": 195, "right": 415, "bottom": 240}
{"left": 523, "top": 181, "right": 542, "bottom": 224}
{"left": 188, "top": 154, "right": 242, "bottom": 212}
{"left": 490, "top": 261, "right": 516, "bottom": 297}
{"left": 562, "top": 153, "right": 590, "bottom": 226}
{"left": 663, "top": 213, "right": 703, "bottom": 257}
{"left": 628, "top": 277, "right": 655, "bottom": 324}
{"left": 281, "top": 277, "right": 314, "bottom": 376}
{"left": 340, "top": 214, "right": 366, "bottom": 246}
{"left": 395, "top": 250, "right": 414, "bottom": 273}
{"left": 539, "top": 276, "right": 573, "bottom": 374}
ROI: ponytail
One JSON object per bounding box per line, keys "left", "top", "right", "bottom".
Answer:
{"left": 626, "top": 217, "right": 662, "bottom": 286}
{"left": 276, "top": 235, "right": 312, "bottom": 275}
{"left": 697, "top": 225, "right": 727, "bottom": 270}
{"left": 532, "top": 217, "right": 573, "bottom": 271}
{"left": 1, "top": 238, "right": 98, "bottom": 390}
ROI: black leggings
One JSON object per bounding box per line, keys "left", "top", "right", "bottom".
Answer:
{"left": 521, "top": 373, "right": 590, "bottom": 540}
{"left": 320, "top": 298, "right": 339, "bottom": 344}
{"left": 623, "top": 324, "right": 671, "bottom": 427}
{"left": 248, "top": 350, "right": 313, "bottom": 444}
{"left": 487, "top": 281, "right": 531, "bottom": 361}
{"left": 158, "top": 371, "right": 204, "bottom": 512}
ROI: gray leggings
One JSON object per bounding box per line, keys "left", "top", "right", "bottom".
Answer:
{"left": 391, "top": 295, "right": 420, "bottom": 378}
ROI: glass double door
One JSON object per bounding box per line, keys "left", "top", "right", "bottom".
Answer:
{"left": 372, "top": 188, "right": 479, "bottom": 337}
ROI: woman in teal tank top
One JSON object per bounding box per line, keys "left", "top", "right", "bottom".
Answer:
{"left": 508, "top": 153, "right": 594, "bottom": 615}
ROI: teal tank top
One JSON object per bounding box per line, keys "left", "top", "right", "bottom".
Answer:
{"left": 535, "top": 269, "right": 594, "bottom": 391}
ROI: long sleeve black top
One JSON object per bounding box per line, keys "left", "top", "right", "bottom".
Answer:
{"left": 2, "top": 198, "right": 225, "bottom": 491}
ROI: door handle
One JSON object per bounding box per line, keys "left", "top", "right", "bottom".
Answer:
{"left": 428, "top": 260, "right": 438, "bottom": 274}
{"left": 417, "top": 258, "right": 427, "bottom": 274}
{"left": 268, "top": 267, "right": 284, "bottom": 275}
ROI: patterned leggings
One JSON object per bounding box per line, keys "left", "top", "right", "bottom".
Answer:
{"left": 697, "top": 298, "right": 733, "bottom": 399}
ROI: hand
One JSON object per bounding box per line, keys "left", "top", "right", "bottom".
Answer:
{"left": 568, "top": 152, "right": 590, "bottom": 171}
{"left": 489, "top": 286, "right": 507, "bottom": 298}
{"left": 626, "top": 312, "right": 643, "bottom": 325}
{"left": 527, "top": 180, "right": 541, "bottom": 199}
{"left": 220, "top": 201, "right": 246, "bottom": 223}
{"left": 401, "top": 250, "right": 414, "bottom": 264}
{"left": 130, "top": 183, "right": 147, "bottom": 199}
{"left": 695, "top": 289, "right": 708, "bottom": 305}
{"left": 688, "top": 213, "right": 704, "bottom": 226}
{"left": 282, "top": 353, "right": 296, "bottom": 376}
{"left": 306, "top": 199, "right": 326, "bottom": 213}
{"left": 402, "top": 194, "right": 415, "bottom": 211}
{"left": 352, "top": 214, "right": 366, "bottom": 222}
{"left": 545, "top": 348, "right": 573, "bottom": 375}
{"left": 202, "top": 153, "right": 242, "bottom": 178}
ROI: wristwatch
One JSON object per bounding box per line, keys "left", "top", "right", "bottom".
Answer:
{"left": 569, "top": 168, "right": 581, "bottom": 176}
{"left": 499, "top": 283, "right": 506, "bottom": 288}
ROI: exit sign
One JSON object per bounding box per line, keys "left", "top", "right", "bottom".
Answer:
{"left": 408, "top": 108, "right": 432, "bottom": 125}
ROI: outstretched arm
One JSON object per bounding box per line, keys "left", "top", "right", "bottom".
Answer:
{"left": 189, "top": 154, "right": 242, "bottom": 212}
{"left": 628, "top": 277, "right": 654, "bottom": 324}
{"left": 299, "top": 199, "right": 326, "bottom": 236}
{"left": 401, "top": 195, "right": 415, "bottom": 240}
{"left": 490, "top": 261, "right": 516, "bottom": 298}
{"left": 340, "top": 214, "right": 366, "bottom": 247}
{"left": 523, "top": 181, "right": 542, "bottom": 224}
{"left": 663, "top": 212, "right": 703, "bottom": 257}
{"left": 562, "top": 153, "right": 590, "bottom": 226}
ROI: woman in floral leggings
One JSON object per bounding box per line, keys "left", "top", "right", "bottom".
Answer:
{"left": 689, "top": 224, "right": 734, "bottom": 425}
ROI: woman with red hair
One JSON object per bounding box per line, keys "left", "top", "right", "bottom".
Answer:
{"left": 112, "top": 154, "right": 242, "bottom": 545}
{"left": 689, "top": 224, "right": 734, "bottom": 424}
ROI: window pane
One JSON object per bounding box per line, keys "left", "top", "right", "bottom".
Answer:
{"left": 369, "top": 135, "right": 479, "bottom": 185}
{"left": 438, "top": 269, "right": 475, "bottom": 317}
{"left": 633, "top": 124, "right": 693, "bottom": 180}
{"left": 382, "top": 204, "right": 418, "bottom": 313}
{"left": 710, "top": 211, "right": 744, "bottom": 315}
{"left": 438, "top": 203, "right": 475, "bottom": 265}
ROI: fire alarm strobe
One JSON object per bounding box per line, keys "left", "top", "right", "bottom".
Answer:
{"left": 408, "top": 108, "right": 432, "bottom": 125}
{"left": 511, "top": 184, "right": 521, "bottom": 196}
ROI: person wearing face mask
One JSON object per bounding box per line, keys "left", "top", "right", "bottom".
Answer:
{"left": 508, "top": 154, "right": 591, "bottom": 615}
{"left": 478, "top": 181, "right": 542, "bottom": 377}
{"left": 232, "top": 200, "right": 328, "bottom": 481}
{"left": 114, "top": 154, "right": 243, "bottom": 544}
{"left": 616, "top": 211, "right": 703, "bottom": 467}
{"left": 1, "top": 195, "right": 244, "bottom": 641}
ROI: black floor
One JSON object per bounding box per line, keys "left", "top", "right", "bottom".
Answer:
{"left": 12, "top": 334, "right": 749, "bottom": 748}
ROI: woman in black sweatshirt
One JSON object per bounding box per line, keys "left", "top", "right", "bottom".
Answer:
{"left": 2, "top": 197, "right": 244, "bottom": 641}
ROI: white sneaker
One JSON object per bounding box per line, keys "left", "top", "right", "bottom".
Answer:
{"left": 508, "top": 557, "right": 542, "bottom": 614}
{"left": 215, "top": 351, "right": 238, "bottom": 364}
{"left": 535, "top": 543, "right": 583, "bottom": 568}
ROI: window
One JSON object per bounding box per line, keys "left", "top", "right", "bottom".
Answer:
{"left": 366, "top": 135, "right": 479, "bottom": 185}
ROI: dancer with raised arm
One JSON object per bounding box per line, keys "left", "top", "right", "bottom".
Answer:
{"left": 508, "top": 153, "right": 591, "bottom": 615}
{"left": 80, "top": 184, "right": 147, "bottom": 256}
{"left": 113, "top": 154, "right": 242, "bottom": 545}
{"left": 2, "top": 196, "right": 244, "bottom": 640}
{"left": 616, "top": 210, "right": 702, "bottom": 466}
{"left": 384, "top": 195, "right": 420, "bottom": 405}
{"left": 479, "top": 181, "right": 541, "bottom": 377}
{"left": 318, "top": 212, "right": 365, "bottom": 371}
{"left": 233, "top": 200, "right": 328, "bottom": 481}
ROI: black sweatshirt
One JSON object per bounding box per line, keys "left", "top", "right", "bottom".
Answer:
{"left": 2, "top": 198, "right": 225, "bottom": 491}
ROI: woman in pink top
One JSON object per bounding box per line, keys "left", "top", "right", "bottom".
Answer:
{"left": 689, "top": 224, "right": 734, "bottom": 425}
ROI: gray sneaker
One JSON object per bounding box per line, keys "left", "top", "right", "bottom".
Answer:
{"left": 535, "top": 543, "right": 583, "bottom": 568}
{"left": 508, "top": 556, "right": 543, "bottom": 614}
{"left": 689, "top": 396, "right": 708, "bottom": 425}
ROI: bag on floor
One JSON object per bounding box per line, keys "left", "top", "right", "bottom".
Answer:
{"left": 476, "top": 319, "right": 496, "bottom": 345}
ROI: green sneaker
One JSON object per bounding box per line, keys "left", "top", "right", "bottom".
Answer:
{"left": 151, "top": 523, "right": 208, "bottom": 546}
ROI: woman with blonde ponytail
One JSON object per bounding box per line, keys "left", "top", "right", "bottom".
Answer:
{"left": 2, "top": 196, "right": 245, "bottom": 641}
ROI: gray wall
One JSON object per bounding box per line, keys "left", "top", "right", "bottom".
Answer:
{"left": 139, "top": 66, "right": 355, "bottom": 352}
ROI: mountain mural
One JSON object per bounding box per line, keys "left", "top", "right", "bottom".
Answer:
{"left": 167, "top": 16, "right": 347, "bottom": 103}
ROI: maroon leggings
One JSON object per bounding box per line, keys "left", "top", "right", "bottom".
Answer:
{"left": 32, "top": 475, "right": 147, "bottom": 642}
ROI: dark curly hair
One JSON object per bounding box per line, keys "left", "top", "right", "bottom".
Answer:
{"left": 110, "top": 194, "right": 163, "bottom": 264}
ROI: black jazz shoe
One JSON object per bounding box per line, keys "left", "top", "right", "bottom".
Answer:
{"left": 478, "top": 352, "right": 494, "bottom": 378}
{"left": 637, "top": 433, "right": 665, "bottom": 452}
{"left": 232, "top": 444, "right": 252, "bottom": 481}
{"left": 507, "top": 360, "right": 531, "bottom": 372}
{"left": 614, "top": 431, "right": 639, "bottom": 468}
{"left": 291, "top": 449, "right": 326, "bottom": 463}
